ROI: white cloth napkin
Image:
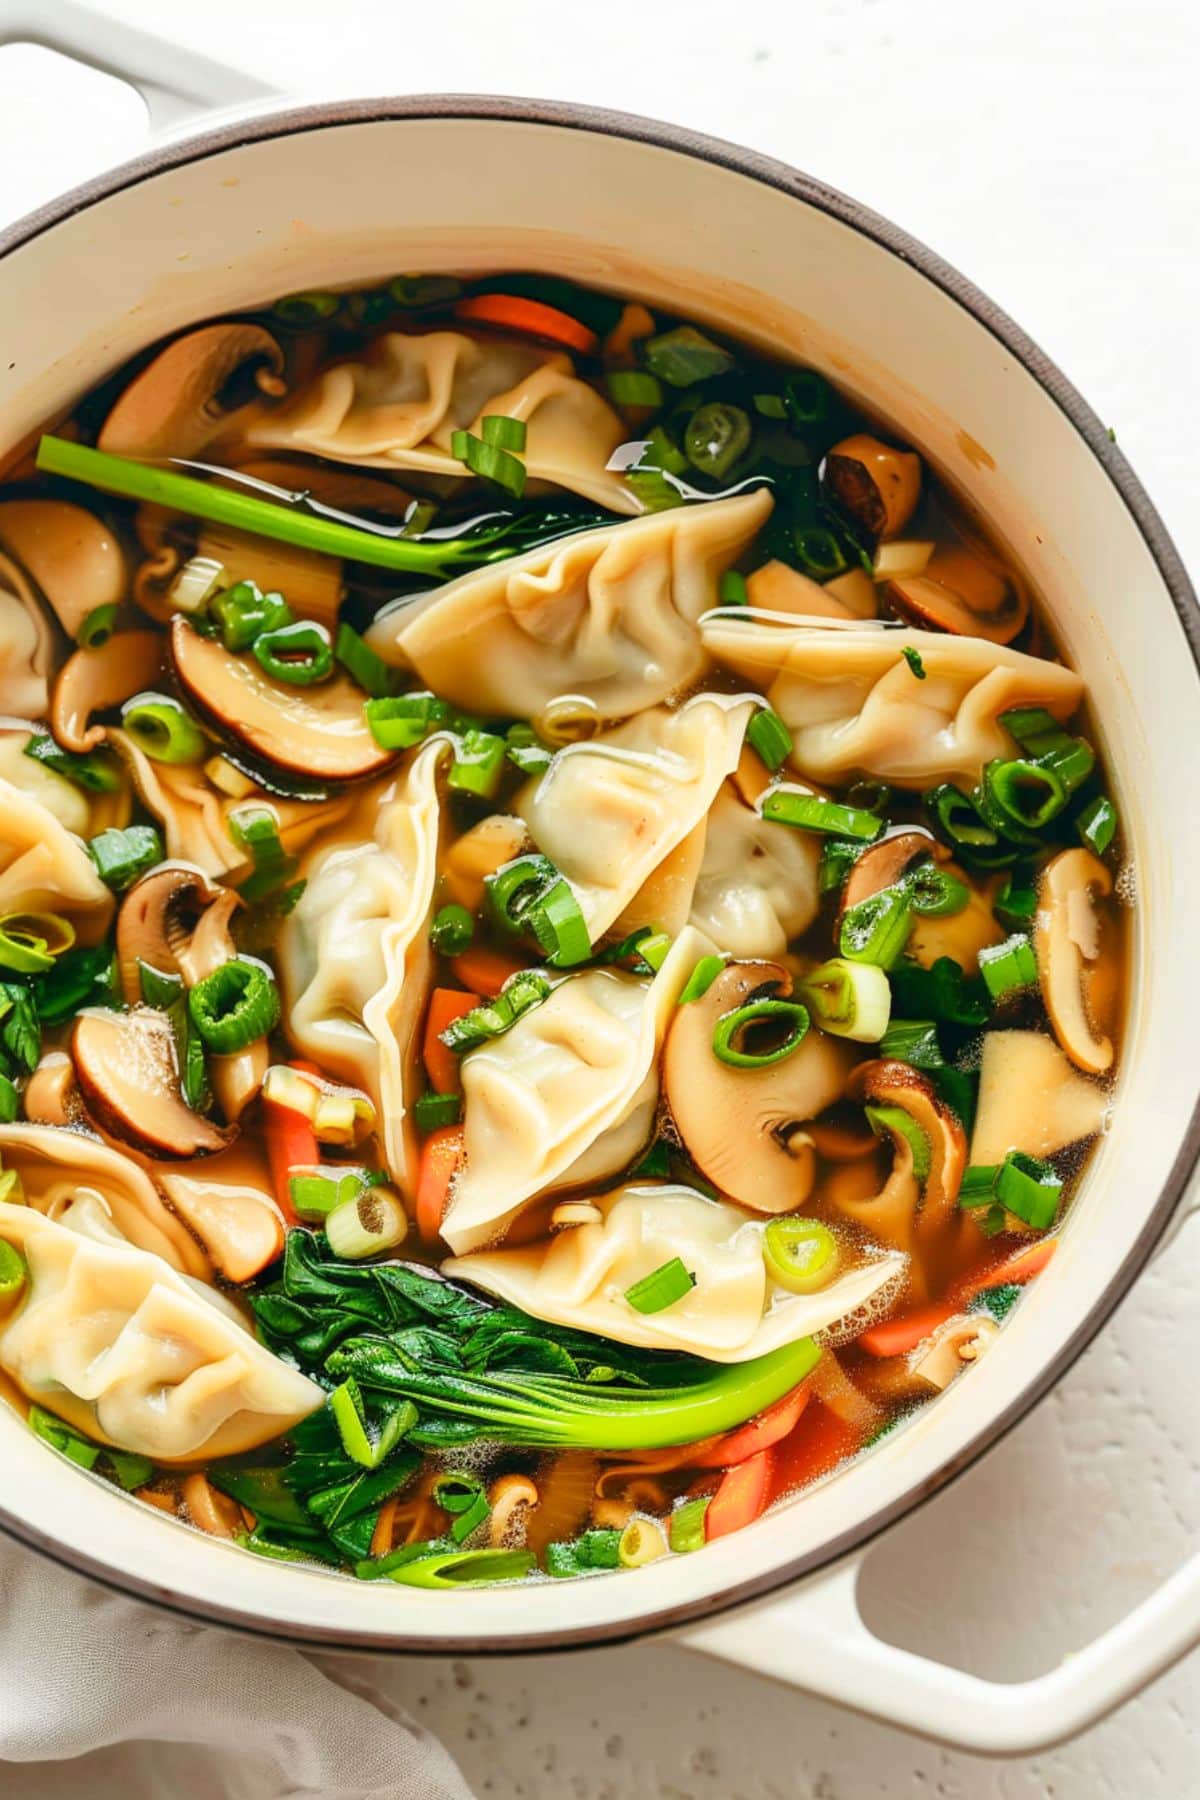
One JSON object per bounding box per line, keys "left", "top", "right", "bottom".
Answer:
{"left": 0, "top": 1542, "right": 474, "bottom": 1799}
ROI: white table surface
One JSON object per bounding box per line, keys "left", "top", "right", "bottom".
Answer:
{"left": 1, "top": 2, "right": 1198, "bottom": 1793}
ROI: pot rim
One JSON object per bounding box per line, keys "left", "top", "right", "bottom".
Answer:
{"left": 0, "top": 93, "right": 1197, "bottom": 1658}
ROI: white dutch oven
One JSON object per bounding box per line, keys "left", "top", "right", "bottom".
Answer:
{"left": 0, "top": 4, "right": 1198, "bottom": 1757}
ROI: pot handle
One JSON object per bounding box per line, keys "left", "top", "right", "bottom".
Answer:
{"left": 674, "top": 1540, "right": 1200, "bottom": 1754}
{"left": 0, "top": 0, "right": 275, "bottom": 129}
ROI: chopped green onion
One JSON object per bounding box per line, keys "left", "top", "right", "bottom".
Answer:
{"left": 363, "top": 692, "right": 452, "bottom": 750}
{"left": 0, "top": 1239, "right": 27, "bottom": 1301}
{"left": 188, "top": 956, "right": 280, "bottom": 1053}
{"left": 430, "top": 903, "right": 475, "bottom": 957}
{"left": 711, "top": 997, "right": 810, "bottom": 1068}
{"left": 879, "top": 1018, "right": 943, "bottom": 1069}
{"left": 77, "top": 602, "right": 118, "bottom": 648}
{"left": 902, "top": 647, "right": 926, "bottom": 680}
{"left": 383, "top": 1547, "right": 535, "bottom": 1588}
{"left": 273, "top": 289, "right": 340, "bottom": 325}
{"left": 846, "top": 780, "right": 892, "bottom": 816}
{"left": 485, "top": 854, "right": 557, "bottom": 933}
{"left": 906, "top": 860, "right": 970, "bottom": 918}
{"left": 994, "top": 868, "right": 1039, "bottom": 930}
{"left": 324, "top": 1187, "right": 408, "bottom": 1259}
{"left": 761, "top": 787, "right": 883, "bottom": 841}
{"left": 762, "top": 1218, "right": 840, "bottom": 1294}
{"left": 618, "top": 1516, "right": 669, "bottom": 1567}
{"left": 998, "top": 709, "right": 1094, "bottom": 795}
{"left": 978, "top": 758, "right": 1068, "bottom": 833}
{"left": 438, "top": 971, "right": 552, "bottom": 1053}
{"left": 574, "top": 1527, "right": 621, "bottom": 1569}
{"left": 0, "top": 912, "right": 71, "bottom": 975}
{"left": 228, "top": 806, "right": 298, "bottom": 904}
{"left": 624, "top": 1256, "right": 696, "bottom": 1315}
{"left": 334, "top": 621, "right": 403, "bottom": 697}
{"left": 865, "top": 1103, "right": 932, "bottom": 1182}
{"left": 505, "top": 722, "right": 553, "bottom": 775}
{"left": 604, "top": 370, "right": 663, "bottom": 409}
{"left": 526, "top": 878, "right": 591, "bottom": 967}
{"left": 889, "top": 955, "right": 990, "bottom": 1027}
{"left": 448, "top": 1490, "right": 490, "bottom": 1544}
{"left": 798, "top": 957, "right": 891, "bottom": 1042}
{"left": 287, "top": 1166, "right": 380, "bottom": 1222}
{"left": 977, "top": 932, "right": 1038, "bottom": 1003}
{"left": 924, "top": 784, "right": 1015, "bottom": 866}
{"left": 753, "top": 392, "right": 788, "bottom": 419}
{"left": 1076, "top": 794, "right": 1118, "bottom": 856}
{"left": 642, "top": 326, "right": 734, "bottom": 387}
{"left": 639, "top": 423, "right": 688, "bottom": 476}
{"left": 87, "top": 824, "right": 164, "bottom": 893}
{"left": 23, "top": 728, "right": 121, "bottom": 794}
{"left": 839, "top": 885, "right": 913, "bottom": 969}
{"left": 450, "top": 427, "right": 526, "bottom": 498}
{"left": 413, "top": 1091, "right": 463, "bottom": 1132}
{"left": 252, "top": 619, "right": 334, "bottom": 687}
{"left": 783, "top": 368, "right": 832, "bottom": 427}
{"left": 747, "top": 707, "right": 793, "bottom": 772}
{"left": 28, "top": 1405, "right": 100, "bottom": 1469}
{"left": 718, "top": 570, "right": 748, "bottom": 606}
{"left": 957, "top": 1163, "right": 1002, "bottom": 1210}
{"left": 819, "top": 837, "right": 862, "bottom": 895}
{"left": 480, "top": 414, "right": 527, "bottom": 452}
{"left": 795, "top": 526, "right": 848, "bottom": 579}
{"left": 678, "top": 953, "right": 729, "bottom": 1005}
{"left": 447, "top": 728, "right": 506, "bottom": 800}
{"left": 683, "top": 402, "right": 751, "bottom": 478}
{"left": 995, "top": 1150, "right": 1062, "bottom": 1229}
{"left": 668, "top": 1496, "right": 710, "bottom": 1554}
{"left": 633, "top": 1139, "right": 672, "bottom": 1178}
{"left": 210, "top": 579, "right": 292, "bottom": 652}
{"left": 120, "top": 692, "right": 207, "bottom": 763}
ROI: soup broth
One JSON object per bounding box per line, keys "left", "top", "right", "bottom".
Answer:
{"left": 0, "top": 272, "right": 1124, "bottom": 1587}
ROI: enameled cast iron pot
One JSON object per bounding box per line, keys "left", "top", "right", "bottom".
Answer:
{"left": 1, "top": 4, "right": 1198, "bottom": 1755}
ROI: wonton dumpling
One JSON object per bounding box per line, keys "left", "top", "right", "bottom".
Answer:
{"left": 368, "top": 490, "right": 774, "bottom": 723}
{"left": 444, "top": 1181, "right": 905, "bottom": 1361}
{"left": 0, "top": 1198, "right": 321, "bottom": 1460}
{"left": 516, "top": 695, "right": 753, "bottom": 942}
{"left": 245, "top": 329, "right": 636, "bottom": 513}
{"left": 700, "top": 611, "right": 1084, "bottom": 788}
{"left": 280, "top": 738, "right": 446, "bottom": 1191}
{"left": 0, "top": 552, "right": 53, "bottom": 720}
{"left": 689, "top": 783, "right": 822, "bottom": 959}
{"left": 442, "top": 927, "right": 711, "bottom": 1255}
{"left": 0, "top": 779, "right": 113, "bottom": 946}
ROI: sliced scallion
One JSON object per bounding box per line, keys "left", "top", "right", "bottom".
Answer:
{"left": 363, "top": 692, "right": 452, "bottom": 750}
{"left": 798, "top": 957, "right": 891, "bottom": 1042}
{"left": 678, "top": 953, "right": 729, "bottom": 1005}
{"left": 711, "top": 997, "right": 809, "bottom": 1068}
{"left": 604, "top": 369, "right": 663, "bottom": 409}
{"left": 905, "top": 860, "right": 970, "bottom": 918}
{"left": 23, "top": 728, "right": 121, "bottom": 794}
{"left": 747, "top": 707, "right": 793, "bottom": 773}
{"left": 761, "top": 788, "right": 883, "bottom": 841}
{"left": 324, "top": 1187, "right": 408, "bottom": 1259}
{"left": 865, "top": 1103, "right": 932, "bottom": 1182}
{"left": 1076, "top": 793, "right": 1118, "bottom": 856}
{"left": 994, "top": 868, "right": 1038, "bottom": 930}
{"left": 447, "top": 729, "right": 506, "bottom": 800}
{"left": 77, "top": 602, "right": 118, "bottom": 648}
{"left": 668, "top": 1496, "right": 710, "bottom": 1553}
{"left": 995, "top": 1150, "right": 1062, "bottom": 1229}
{"left": 642, "top": 326, "right": 734, "bottom": 387}
{"left": 763, "top": 1218, "right": 840, "bottom": 1295}
{"left": 977, "top": 932, "right": 1038, "bottom": 1003}
{"left": 718, "top": 569, "right": 748, "bottom": 606}
{"left": 839, "top": 884, "right": 913, "bottom": 969}
{"left": 684, "top": 402, "right": 751, "bottom": 478}
{"left": 188, "top": 956, "right": 280, "bottom": 1053}
{"left": 87, "top": 824, "right": 163, "bottom": 893}
{"left": 505, "top": 721, "right": 553, "bottom": 775}
{"left": 450, "top": 427, "right": 526, "bottom": 498}
{"left": 526, "top": 878, "right": 591, "bottom": 967}
{"left": 624, "top": 1256, "right": 696, "bottom": 1315}
{"left": 430, "top": 904, "right": 475, "bottom": 957}
{"left": 0, "top": 1239, "right": 27, "bottom": 1302}
{"left": 480, "top": 415, "right": 528, "bottom": 453}
{"left": 978, "top": 758, "right": 1067, "bottom": 833}
{"left": 384, "top": 1547, "right": 535, "bottom": 1588}
{"left": 413, "top": 1091, "right": 463, "bottom": 1131}
{"left": 924, "top": 783, "right": 1013, "bottom": 863}
{"left": 210, "top": 579, "right": 292, "bottom": 652}
{"left": 253, "top": 619, "right": 334, "bottom": 687}
{"left": 333, "top": 621, "right": 403, "bottom": 697}
{"left": 229, "top": 806, "right": 298, "bottom": 903}
{"left": 438, "top": 971, "right": 552, "bottom": 1054}
{"left": 120, "top": 692, "right": 207, "bottom": 764}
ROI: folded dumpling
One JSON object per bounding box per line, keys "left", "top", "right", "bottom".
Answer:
{"left": 516, "top": 694, "right": 753, "bottom": 943}
{"left": 689, "top": 782, "right": 822, "bottom": 959}
{"left": 700, "top": 610, "right": 1084, "bottom": 788}
{"left": 279, "top": 737, "right": 447, "bottom": 1190}
{"left": 367, "top": 490, "right": 774, "bottom": 723}
{"left": 442, "top": 927, "right": 711, "bottom": 1254}
{"left": 0, "top": 779, "right": 113, "bottom": 946}
{"left": 0, "top": 1198, "right": 322, "bottom": 1460}
{"left": 244, "top": 328, "right": 636, "bottom": 512}
{"left": 444, "top": 1181, "right": 905, "bottom": 1361}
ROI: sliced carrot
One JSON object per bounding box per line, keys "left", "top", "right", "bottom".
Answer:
{"left": 423, "top": 987, "right": 481, "bottom": 1095}
{"left": 769, "top": 1400, "right": 863, "bottom": 1503}
{"left": 691, "top": 1382, "right": 811, "bottom": 1469}
{"left": 454, "top": 293, "right": 598, "bottom": 356}
{"left": 705, "top": 1449, "right": 774, "bottom": 1541}
{"left": 416, "top": 1125, "right": 464, "bottom": 1244}
{"left": 857, "top": 1301, "right": 958, "bottom": 1360}
{"left": 450, "top": 945, "right": 530, "bottom": 999}
{"left": 262, "top": 1071, "right": 322, "bottom": 1225}
{"left": 954, "top": 1237, "right": 1059, "bottom": 1305}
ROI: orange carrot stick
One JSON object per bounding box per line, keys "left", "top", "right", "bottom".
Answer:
{"left": 954, "top": 1237, "right": 1059, "bottom": 1305}
{"left": 857, "top": 1302, "right": 958, "bottom": 1360}
{"left": 705, "top": 1449, "right": 774, "bottom": 1541}
{"left": 262, "top": 1061, "right": 323, "bottom": 1223}
{"left": 454, "top": 293, "right": 598, "bottom": 356}
{"left": 769, "top": 1401, "right": 863, "bottom": 1503}
{"left": 423, "top": 988, "right": 481, "bottom": 1095}
{"left": 415, "top": 1125, "right": 465, "bottom": 1245}
{"left": 691, "top": 1383, "right": 811, "bottom": 1470}
{"left": 450, "top": 945, "right": 530, "bottom": 998}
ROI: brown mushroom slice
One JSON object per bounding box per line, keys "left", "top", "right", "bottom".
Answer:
{"left": 839, "top": 830, "right": 936, "bottom": 921}
{"left": 99, "top": 323, "right": 285, "bottom": 460}
{"left": 663, "top": 960, "right": 856, "bottom": 1214}
{"left": 51, "top": 630, "right": 165, "bottom": 753}
{"left": 847, "top": 1059, "right": 967, "bottom": 1225}
{"left": 157, "top": 1142, "right": 285, "bottom": 1282}
{"left": 886, "top": 543, "right": 1028, "bottom": 644}
{"left": 0, "top": 499, "right": 128, "bottom": 640}
{"left": 824, "top": 434, "right": 921, "bottom": 540}
{"left": 72, "top": 1007, "right": 231, "bottom": 1159}
{"left": 169, "top": 617, "right": 394, "bottom": 782}
{"left": 23, "top": 1051, "right": 80, "bottom": 1126}
{"left": 970, "top": 1029, "right": 1108, "bottom": 1165}
{"left": 1034, "top": 848, "right": 1117, "bottom": 1074}
{"left": 0, "top": 550, "right": 54, "bottom": 719}
{"left": 116, "top": 862, "right": 227, "bottom": 1004}
{"left": 910, "top": 1312, "right": 1000, "bottom": 1391}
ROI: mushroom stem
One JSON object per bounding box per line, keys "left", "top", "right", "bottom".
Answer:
{"left": 52, "top": 630, "right": 164, "bottom": 753}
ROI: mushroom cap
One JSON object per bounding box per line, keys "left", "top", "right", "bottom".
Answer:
{"left": 0, "top": 499, "right": 127, "bottom": 639}
{"left": 839, "top": 829, "right": 935, "bottom": 923}
{"left": 663, "top": 959, "right": 856, "bottom": 1213}
{"left": 99, "top": 323, "right": 285, "bottom": 461}
{"left": 169, "top": 617, "right": 395, "bottom": 783}
{"left": 1034, "top": 847, "right": 1117, "bottom": 1074}
{"left": 886, "top": 543, "right": 1028, "bottom": 643}
{"left": 847, "top": 1058, "right": 967, "bottom": 1222}
{"left": 51, "top": 629, "right": 165, "bottom": 753}
{"left": 71, "top": 1006, "right": 232, "bottom": 1159}
{"left": 115, "top": 861, "right": 230, "bottom": 1005}
{"left": 824, "top": 433, "right": 922, "bottom": 540}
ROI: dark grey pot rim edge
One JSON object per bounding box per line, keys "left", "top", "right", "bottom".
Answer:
{"left": 0, "top": 92, "right": 1195, "bottom": 1661}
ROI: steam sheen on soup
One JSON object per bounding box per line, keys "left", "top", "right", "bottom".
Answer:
{"left": 0, "top": 273, "right": 1123, "bottom": 1586}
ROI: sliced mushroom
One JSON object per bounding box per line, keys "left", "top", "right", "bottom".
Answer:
{"left": 1034, "top": 848, "right": 1117, "bottom": 1074}
{"left": 156, "top": 1142, "right": 285, "bottom": 1282}
{"left": 745, "top": 559, "right": 862, "bottom": 620}
{"left": 910, "top": 1312, "right": 1000, "bottom": 1390}
{"left": 847, "top": 1059, "right": 967, "bottom": 1226}
{"left": 970, "top": 1029, "right": 1108, "bottom": 1165}
{"left": 72, "top": 1007, "right": 231, "bottom": 1159}
{"left": 487, "top": 1474, "right": 539, "bottom": 1547}
{"left": 839, "top": 830, "right": 936, "bottom": 921}
{"left": 837, "top": 830, "right": 1002, "bottom": 975}
{"left": 51, "top": 630, "right": 164, "bottom": 753}
{"left": 0, "top": 550, "right": 54, "bottom": 719}
{"left": 169, "top": 617, "right": 394, "bottom": 782}
{"left": 23, "top": 1051, "right": 80, "bottom": 1126}
{"left": 182, "top": 1472, "right": 244, "bottom": 1539}
{"left": 0, "top": 499, "right": 128, "bottom": 640}
{"left": 824, "top": 433, "right": 921, "bottom": 539}
{"left": 99, "top": 323, "right": 285, "bottom": 460}
{"left": 886, "top": 543, "right": 1028, "bottom": 644}
{"left": 663, "top": 960, "right": 856, "bottom": 1213}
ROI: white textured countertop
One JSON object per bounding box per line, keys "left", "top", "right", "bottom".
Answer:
{"left": 1, "top": 2, "right": 1197, "bottom": 1792}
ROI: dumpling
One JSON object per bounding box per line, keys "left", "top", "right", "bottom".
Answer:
{"left": 111, "top": 730, "right": 357, "bottom": 880}
{"left": 279, "top": 737, "right": 447, "bottom": 1190}
{"left": 0, "top": 1121, "right": 209, "bottom": 1279}
{"left": 155, "top": 1140, "right": 285, "bottom": 1284}
{"left": 515, "top": 694, "right": 753, "bottom": 942}
{"left": 700, "top": 610, "right": 1084, "bottom": 787}
{"left": 0, "top": 550, "right": 52, "bottom": 719}
{"left": 244, "top": 328, "right": 636, "bottom": 513}
{"left": 0, "top": 1197, "right": 321, "bottom": 1460}
{"left": 444, "top": 1181, "right": 905, "bottom": 1361}
{"left": 367, "top": 490, "right": 774, "bottom": 723}
{"left": 0, "top": 779, "right": 113, "bottom": 946}
{"left": 442, "top": 927, "right": 711, "bottom": 1255}
{"left": 689, "top": 782, "right": 822, "bottom": 958}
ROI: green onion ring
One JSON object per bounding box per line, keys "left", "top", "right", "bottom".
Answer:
{"left": 711, "top": 998, "right": 810, "bottom": 1068}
